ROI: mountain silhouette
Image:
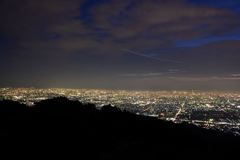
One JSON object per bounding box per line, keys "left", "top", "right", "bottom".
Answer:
{"left": 0, "top": 97, "right": 239, "bottom": 159}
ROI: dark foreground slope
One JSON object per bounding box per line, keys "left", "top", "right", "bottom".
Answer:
{"left": 0, "top": 97, "right": 239, "bottom": 159}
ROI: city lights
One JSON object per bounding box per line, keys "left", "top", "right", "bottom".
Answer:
{"left": 1, "top": 88, "right": 240, "bottom": 135}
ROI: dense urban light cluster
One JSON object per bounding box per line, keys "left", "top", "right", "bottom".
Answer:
{"left": 1, "top": 88, "right": 240, "bottom": 135}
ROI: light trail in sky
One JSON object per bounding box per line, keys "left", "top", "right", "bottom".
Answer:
{"left": 122, "top": 49, "right": 183, "bottom": 64}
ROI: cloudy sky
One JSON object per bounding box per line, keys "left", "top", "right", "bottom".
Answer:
{"left": 0, "top": 0, "right": 240, "bottom": 90}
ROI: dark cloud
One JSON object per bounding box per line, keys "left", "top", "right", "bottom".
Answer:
{"left": 1, "top": 0, "right": 239, "bottom": 53}
{"left": 90, "top": 0, "right": 240, "bottom": 39}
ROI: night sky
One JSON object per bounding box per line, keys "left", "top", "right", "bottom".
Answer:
{"left": 0, "top": 0, "right": 240, "bottom": 90}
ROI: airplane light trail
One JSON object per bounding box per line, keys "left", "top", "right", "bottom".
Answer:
{"left": 122, "top": 49, "right": 183, "bottom": 64}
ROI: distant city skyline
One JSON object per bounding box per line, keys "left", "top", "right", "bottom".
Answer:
{"left": 0, "top": 0, "right": 240, "bottom": 90}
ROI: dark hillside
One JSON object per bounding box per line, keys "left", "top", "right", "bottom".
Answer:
{"left": 0, "top": 97, "right": 239, "bottom": 159}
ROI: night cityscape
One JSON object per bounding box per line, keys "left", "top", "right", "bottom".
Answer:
{"left": 1, "top": 0, "right": 240, "bottom": 158}
{"left": 1, "top": 88, "right": 240, "bottom": 135}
